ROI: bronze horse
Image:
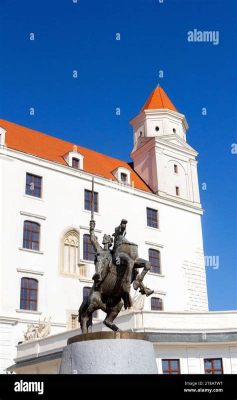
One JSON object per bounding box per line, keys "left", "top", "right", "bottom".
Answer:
{"left": 79, "top": 222, "right": 153, "bottom": 333}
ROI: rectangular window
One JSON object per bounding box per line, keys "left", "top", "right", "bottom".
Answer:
{"left": 147, "top": 208, "right": 158, "bottom": 228}
{"left": 121, "top": 173, "right": 127, "bottom": 182}
{"left": 175, "top": 186, "right": 180, "bottom": 196}
{"left": 151, "top": 297, "right": 163, "bottom": 310}
{"left": 174, "top": 164, "right": 178, "bottom": 173}
{"left": 162, "top": 359, "right": 180, "bottom": 374}
{"left": 23, "top": 221, "right": 40, "bottom": 251}
{"left": 204, "top": 358, "right": 223, "bottom": 374}
{"left": 149, "top": 249, "right": 161, "bottom": 274}
{"left": 83, "top": 234, "right": 95, "bottom": 261}
{"left": 71, "top": 314, "right": 79, "bottom": 329}
{"left": 25, "top": 173, "right": 42, "bottom": 198}
{"left": 20, "top": 278, "right": 38, "bottom": 311}
{"left": 72, "top": 158, "right": 80, "bottom": 169}
{"left": 84, "top": 189, "right": 98, "bottom": 212}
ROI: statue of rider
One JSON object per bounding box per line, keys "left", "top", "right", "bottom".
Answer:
{"left": 112, "top": 220, "right": 154, "bottom": 297}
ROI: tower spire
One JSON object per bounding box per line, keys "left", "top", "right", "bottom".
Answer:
{"left": 141, "top": 85, "right": 177, "bottom": 112}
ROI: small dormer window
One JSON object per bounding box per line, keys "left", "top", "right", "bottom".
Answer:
{"left": 121, "top": 173, "right": 128, "bottom": 183}
{"left": 64, "top": 150, "right": 84, "bottom": 170}
{"left": 112, "top": 167, "right": 131, "bottom": 185}
{"left": 173, "top": 128, "right": 176, "bottom": 133}
{"left": 155, "top": 126, "right": 159, "bottom": 132}
{"left": 72, "top": 157, "right": 80, "bottom": 169}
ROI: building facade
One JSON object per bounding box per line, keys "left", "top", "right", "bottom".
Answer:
{"left": 0, "top": 86, "right": 236, "bottom": 374}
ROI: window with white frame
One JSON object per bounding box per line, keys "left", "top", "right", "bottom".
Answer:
{"left": 149, "top": 249, "right": 161, "bottom": 274}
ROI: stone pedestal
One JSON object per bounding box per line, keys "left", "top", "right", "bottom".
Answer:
{"left": 59, "top": 331, "right": 158, "bottom": 374}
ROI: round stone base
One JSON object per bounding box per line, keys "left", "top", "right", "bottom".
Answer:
{"left": 59, "top": 332, "right": 157, "bottom": 374}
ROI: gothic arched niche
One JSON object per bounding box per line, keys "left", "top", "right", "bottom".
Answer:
{"left": 61, "top": 229, "right": 80, "bottom": 275}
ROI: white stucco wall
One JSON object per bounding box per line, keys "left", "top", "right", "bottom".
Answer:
{"left": 0, "top": 143, "right": 208, "bottom": 372}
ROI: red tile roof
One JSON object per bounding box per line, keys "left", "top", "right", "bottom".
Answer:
{"left": 141, "top": 85, "right": 177, "bottom": 112}
{"left": 0, "top": 119, "right": 151, "bottom": 192}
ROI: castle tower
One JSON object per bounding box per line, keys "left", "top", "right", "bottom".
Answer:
{"left": 130, "top": 86, "right": 200, "bottom": 207}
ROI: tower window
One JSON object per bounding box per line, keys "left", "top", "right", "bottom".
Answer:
{"left": 84, "top": 189, "right": 98, "bottom": 212}
{"left": 162, "top": 359, "right": 180, "bottom": 374}
{"left": 120, "top": 173, "right": 128, "bottom": 183}
{"left": 72, "top": 157, "right": 80, "bottom": 169}
{"left": 204, "top": 359, "right": 223, "bottom": 374}
{"left": 151, "top": 297, "right": 163, "bottom": 310}
{"left": 173, "top": 128, "right": 176, "bottom": 133}
{"left": 175, "top": 186, "right": 180, "bottom": 196}
{"left": 149, "top": 249, "right": 161, "bottom": 274}
{"left": 155, "top": 126, "right": 159, "bottom": 132}
{"left": 139, "top": 131, "right": 143, "bottom": 137}
{"left": 174, "top": 164, "right": 178, "bottom": 173}
{"left": 147, "top": 208, "right": 159, "bottom": 228}
{"left": 20, "top": 278, "right": 38, "bottom": 311}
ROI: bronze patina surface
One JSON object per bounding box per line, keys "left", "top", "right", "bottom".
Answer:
{"left": 78, "top": 178, "right": 154, "bottom": 333}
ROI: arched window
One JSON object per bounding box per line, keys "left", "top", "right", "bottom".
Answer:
{"left": 20, "top": 278, "right": 38, "bottom": 311}
{"left": 23, "top": 221, "right": 40, "bottom": 251}
{"left": 61, "top": 230, "right": 80, "bottom": 274}
{"left": 151, "top": 297, "right": 163, "bottom": 311}
{"left": 83, "top": 234, "right": 95, "bottom": 261}
{"left": 149, "top": 249, "right": 161, "bottom": 274}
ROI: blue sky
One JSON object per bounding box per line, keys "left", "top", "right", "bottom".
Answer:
{"left": 0, "top": 0, "right": 236, "bottom": 310}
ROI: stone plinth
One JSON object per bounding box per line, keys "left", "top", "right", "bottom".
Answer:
{"left": 59, "top": 331, "right": 158, "bottom": 374}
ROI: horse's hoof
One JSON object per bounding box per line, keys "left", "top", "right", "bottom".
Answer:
{"left": 133, "top": 280, "right": 140, "bottom": 290}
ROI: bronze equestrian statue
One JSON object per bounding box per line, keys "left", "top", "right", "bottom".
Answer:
{"left": 79, "top": 218, "right": 154, "bottom": 333}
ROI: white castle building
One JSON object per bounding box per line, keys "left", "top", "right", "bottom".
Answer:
{"left": 0, "top": 86, "right": 236, "bottom": 374}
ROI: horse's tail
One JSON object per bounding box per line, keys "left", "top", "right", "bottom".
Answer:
{"left": 78, "top": 298, "right": 92, "bottom": 331}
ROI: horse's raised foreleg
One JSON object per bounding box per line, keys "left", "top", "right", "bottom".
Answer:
{"left": 103, "top": 300, "right": 123, "bottom": 332}
{"left": 133, "top": 258, "right": 151, "bottom": 289}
